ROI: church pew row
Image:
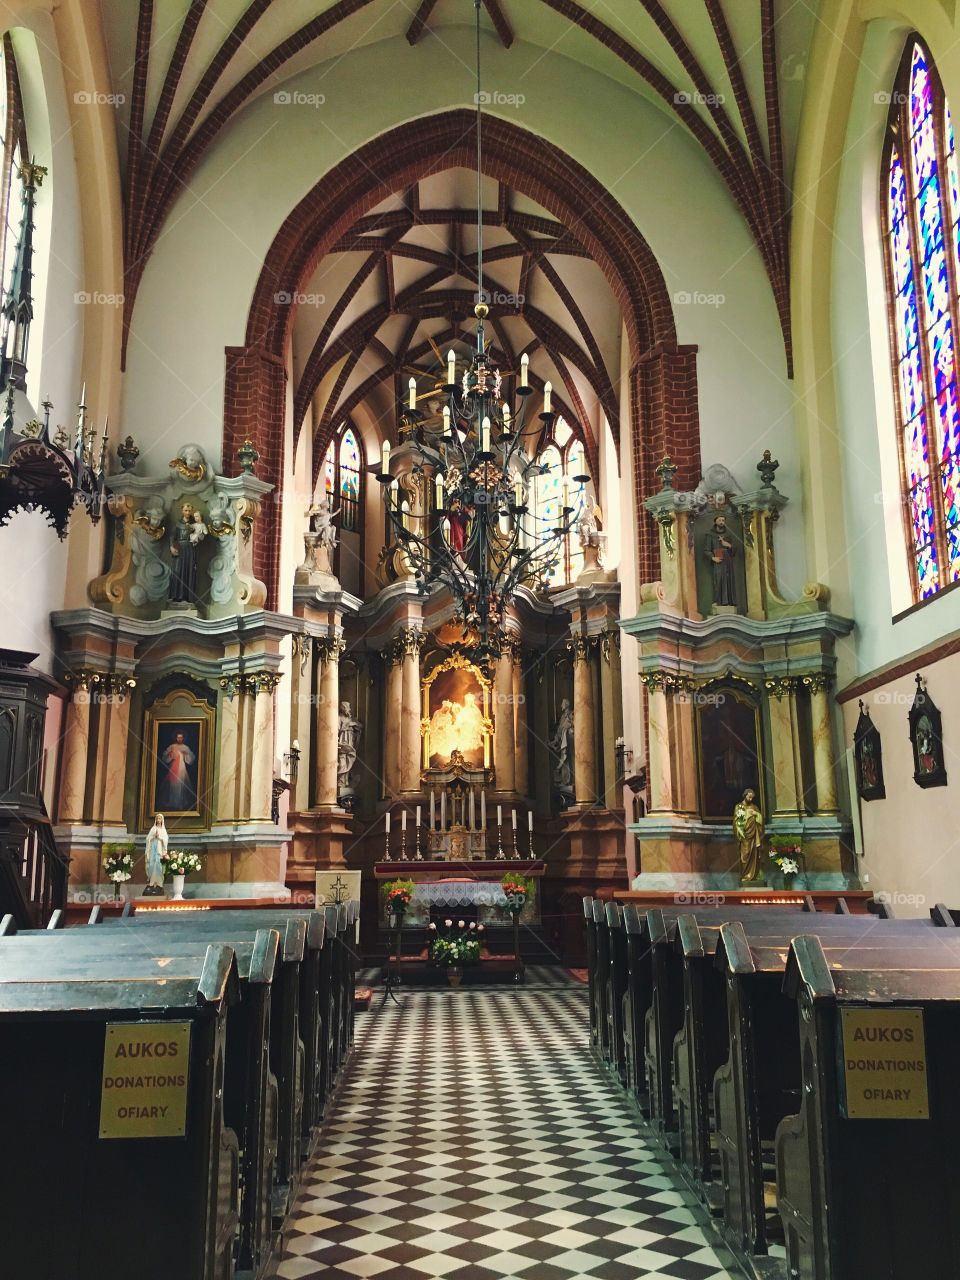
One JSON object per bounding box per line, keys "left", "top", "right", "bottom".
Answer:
{"left": 0, "top": 941, "right": 241, "bottom": 1280}
{"left": 583, "top": 897, "right": 959, "bottom": 1279}
{"left": 0, "top": 902, "right": 360, "bottom": 1280}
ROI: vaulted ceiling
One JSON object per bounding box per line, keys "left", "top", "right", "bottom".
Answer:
{"left": 98, "top": 0, "right": 816, "bottom": 370}
{"left": 292, "top": 168, "right": 619, "bottom": 477}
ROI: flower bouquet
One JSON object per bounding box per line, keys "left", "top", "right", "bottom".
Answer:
{"left": 102, "top": 843, "right": 135, "bottom": 900}
{"left": 386, "top": 878, "right": 415, "bottom": 918}
{"left": 161, "top": 849, "right": 203, "bottom": 900}
{"left": 768, "top": 838, "right": 803, "bottom": 888}
{"left": 501, "top": 873, "right": 532, "bottom": 914}
{"left": 429, "top": 920, "right": 482, "bottom": 984}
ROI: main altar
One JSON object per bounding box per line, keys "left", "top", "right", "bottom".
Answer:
{"left": 373, "top": 860, "right": 545, "bottom": 929}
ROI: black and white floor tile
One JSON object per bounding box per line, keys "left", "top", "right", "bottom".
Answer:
{"left": 271, "top": 987, "right": 737, "bottom": 1279}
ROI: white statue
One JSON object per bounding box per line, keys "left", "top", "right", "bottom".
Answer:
{"left": 144, "top": 813, "right": 168, "bottom": 894}
{"left": 578, "top": 495, "right": 603, "bottom": 548}
{"left": 309, "top": 502, "right": 339, "bottom": 550}
{"left": 337, "top": 701, "right": 362, "bottom": 796}
{"left": 169, "top": 443, "right": 211, "bottom": 485}
{"left": 549, "top": 698, "right": 575, "bottom": 793}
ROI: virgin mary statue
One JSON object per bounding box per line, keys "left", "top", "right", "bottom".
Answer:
{"left": 144, "top": 814, "right": 168, "bottom": 895}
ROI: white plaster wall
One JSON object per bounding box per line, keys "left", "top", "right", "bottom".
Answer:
{"left": 120, "top": 30, "right": 803, "bottom": 596}
{"left": 0, "top": 17, "right": 85, "bottom": 674}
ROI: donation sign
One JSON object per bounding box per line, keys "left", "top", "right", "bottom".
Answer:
{"left": 839, "top": 1006, "right": 929, "bottom": 1120}
{"left": 99, "top": 1021, "right": 191, "bottom": 1138}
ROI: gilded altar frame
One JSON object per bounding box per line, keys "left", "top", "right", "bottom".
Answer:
{"left": 420, "top": 652, "right": 493, "bottom": 771}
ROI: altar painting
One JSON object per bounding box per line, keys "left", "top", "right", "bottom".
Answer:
{"left": 422, "top": 656, "right": 492, "bottom": 770}
{"left": 696, "top": 686, "right": 763, "bottom": 820}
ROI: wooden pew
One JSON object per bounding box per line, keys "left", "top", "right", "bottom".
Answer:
{"left": 605, "top": 902, "right": 628, "bottom": 1084}
{"left": 621, "top": 905, "right": 650, "bottom": 1112}
{"left": 2, "top": 925, "right": 282, "bottom": 1278}
{"left": 582, "top": 897, "right": 600, "bottom": 1048}
{"left": 775, "top": 933, "right": 960, "bottom": 1280}
{"left": 669, "top": 910, "right": 952, "bottom": 1207}
{"left": 0, "top": 941, "right": 240, "bottom": 1280}
{"left": 711, "top": 919, "right": 960, "bottom": 1267}
{"left": 591, "top": 899, "right": 612, "bottom": 1063}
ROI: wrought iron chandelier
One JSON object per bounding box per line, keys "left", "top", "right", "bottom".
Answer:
{"left": 378, "top": 0, "right": 589, "bottom": 654}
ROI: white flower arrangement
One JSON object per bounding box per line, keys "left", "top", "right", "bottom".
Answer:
{"left": 779, "top": 857, "right": 800, "bottom": 876}
{"left": 160, "top": 849, "right": 204, "bottom": 878}
{"left": 102, "top": 845, "right": 135, "bottom": 883}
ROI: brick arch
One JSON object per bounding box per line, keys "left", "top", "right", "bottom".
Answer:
{"left": 225, "top": 110, "right": 699, "bottom": 604}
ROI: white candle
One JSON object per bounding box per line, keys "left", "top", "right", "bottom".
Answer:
{"left": 441, "top": 790, "right": 446, "bottom": 829}
{"left": 514, "top": 479, "right": 523, "bottom": 507}
{"left": 415, "top": 805, "right": 421, "bottom": 828}
{"left": 435, "top": 472, "right": 444, "bottom": 509}
{"left": 543, "top": 381, "right": 552, "bottom": 414}
{"left": 528, "top": 810, "right": 534, "bottom": 833}
{"left": 520, "top": 353, "right": 529, "bottom": 388}
{"left": 481, "top": 416, "right": 491, "bottom": 453}
{"left": 381, "top": 439, "right": 391, "bottom": 475}
{"left": 497, "top": 804, "right": 502, "bottom": 828}
{"left": 292, "top": 739, "right": 300, "bottom": 751}
{"left": 562, "top": 474, "right": 570, "bottom": 508}
{"left": 430, "top": 789, "right": 436, "bottom": 829}
{"left": 481, "top": 789, "right": 486, "bottom": 830}
{"left": 401, "top": 808, "right": 407, "bottom": 832}
{"left": 469, "top": 789, "right": 476, "bottom": 830}
{"left": 447, "top": 348, "right": 456, "bottom": 384}
{"left": 408, "top": 376, "right": 417, "bottom": 410}
{"left": 385, "top": 811, "right": 391, "bottom": 833}
{"left": 502, "top": 403, "right": 511, "bottom": 429}
{"left": 442, "top": 405, "right": 451, "bottom": 436}
{"left": 512, "top": 808, "right": 517, "bottom": 829}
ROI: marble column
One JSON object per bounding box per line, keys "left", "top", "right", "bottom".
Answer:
{"left": 598, "top": 629, "right": 623, "bottom": 810}
{"left": 216, "top": 678, "right": 243, "bottom": 825}
{"left": 512, "top": 643, "right": 529, "bottom": 797}
{"left": 315, "top": 637, "right": 344, "bottom": 807}
{"left": 93, "top": 676, "right": 135, "bottom": 826}
{"left": 249, "top": 673, "right": 280, "bottom": 822}
{"left": 767, "top": 677, "right": 801, "bottom": 817}
{"left": 383, "top": 641, "right": 403, "bottom": 796}
{"left": 289, "top": 634, "right": 314, "bottom": 812}
{"left": 494, "top": 643, "right": 516, "bottom": 794}
{"left": 400, "top": 629, "right": 424, "bottom": 793}
{"left": 58, "top": 674, "right": 94, "bottom": 823}
{"left": 571, "top": 634, "right": 597, "bottom": 805}
{"left": 644, "top": 675, "right": 674, "bottom": 814}
{"left": 805, "top": 673, "right": 839, "bottom": 814}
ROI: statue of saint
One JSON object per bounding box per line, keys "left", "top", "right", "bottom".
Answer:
{"left": 733, "top": 788, "right": 764, "bottom": 882}
{"left": 549, "top": 698, "right": 575, "bottom": 793}
{"left": 308, "top": 502, "right": 340, "bottom": 550}
{"left": 169, "top": 502, "right": 206, "bottom": 604}
{"left": 337, "top": 701, "right": 362, "bottom": 795}
{"left": 704, "top": 514, "right": 736, "bottom": 607}
{"left": 577, "top": 495, "right": 603, "bottom": 548}
{"left": 144, "top": 813, "right": 168, "bottom": 895}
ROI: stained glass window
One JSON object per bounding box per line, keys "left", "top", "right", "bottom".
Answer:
{"left": 883, "top": 39, "right": 960, "bottom": 599}
{"left": 338, "top": 426, "right": 361, "bottom": 531}
{"left": 532, "top": 418, "right": 591, "bottom": 586}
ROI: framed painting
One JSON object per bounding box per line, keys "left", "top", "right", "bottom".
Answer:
{"left": 696, "top": 684, "right": 764, "bottom": 820}
{"left": 421, "top": 653, "right": 492, "bottom": 770}
{"left": 909, "top": 674, "right": 947, "bottom": 789}
{"left": 853, "top": 700, "right": 886, "bottom": 801}
{"left": 139, "top": 689, "right": 214, "bottom": 829}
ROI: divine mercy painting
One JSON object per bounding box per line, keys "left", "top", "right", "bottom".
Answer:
{"left": 151, "top": 721, "right": 203, "bottom": 815}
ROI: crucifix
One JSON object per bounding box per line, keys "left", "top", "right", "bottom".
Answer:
{"left": 328, "top": 875, "right": 349, "bottom": 904}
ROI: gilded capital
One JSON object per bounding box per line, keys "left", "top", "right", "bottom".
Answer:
{"left": 315, "top": 636, "right": 346, "bottom": 666}
{"left": 764, "top": 675, "right": 799, "bottom": 699}
{"left": 567, "top": 633, "right": 592, "bottom": 665}
{"left": 801, "top": 672, "right": 832, "bottom": 696}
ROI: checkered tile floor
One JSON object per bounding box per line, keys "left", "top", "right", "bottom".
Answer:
{"left": 271, "top": 988, "right": 737, "bottom": 1279}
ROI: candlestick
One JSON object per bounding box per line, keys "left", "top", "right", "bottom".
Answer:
{"left": 512, "top": 815, "right": 520, "bottom": 859}
{"left": 496, "top": 806, "right": 505, "bottom": 860}
{"left": 511, "top": 808, "right": 517, "bottom": 829}
{"left": 384, "top": 810, "right": 392, "bottom": 861}
{"left": 447, "top": 348, "right": 456, "bottom": 384}
{"left": 520, "top": 353, "right": 529, "bottom": 388}
{"left": 528, "top": 809, "right": 535, "bottom": 860}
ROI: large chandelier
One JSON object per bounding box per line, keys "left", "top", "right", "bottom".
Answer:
{"left": 378, "top": 2, "right": 589, "bottom": 654}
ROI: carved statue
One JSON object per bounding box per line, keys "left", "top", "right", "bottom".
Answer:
{"left": 577, "top": 494, "right": 603, "bottom": 548}
{"left": 733, "top": 788, "right": 764, "bottom": 882}
{"left": 308, "top": 501, "right": 339, "bottom": 549}
{"left": 169, "top": 443, "right": 210, "bottom": 484}
{"left": 207, "top": 492, "right": 235, "bottom": 537}
{"left": 143, "top": 813, "right": 168, "bottom": 895}
{"left": 337, "top": 700, "right": 362, "bottom": 796}
{"left": 704, "top": 514, "right": 736, "bottom": 607}
{"left": 169, "top": 502, "right": 206, "bottom": 604}
{"left": 130, "top": 499, "right": 171, "bottom": 606}
{"left": 549, "top": 698, "right": 575, "bottom": 793}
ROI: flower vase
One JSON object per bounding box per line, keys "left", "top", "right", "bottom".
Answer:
{"left": 171, "top": 874, "right": 186, "bottom": 901}
{"left": 447, "top": 967, "right": 463, "bottom": 989}
{"left": 783, "top": 873, "right": 796, "bottom": 893}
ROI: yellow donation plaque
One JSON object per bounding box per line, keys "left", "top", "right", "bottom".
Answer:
{"left": 99, "top": 1021, "right": 192, "bottom": 1139}
{"left": 840, "top": 1007, "right": 929, "bottom": 1120}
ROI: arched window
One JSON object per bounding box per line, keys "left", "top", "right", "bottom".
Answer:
{"left": 882, "top": 38, "right": 960, "bottom": 600}
{"left": 317, "top": 421, "right": 364, "bottom": 592}
{"left": 532, "top": 417, "right": 589, "bottom": 587}
{"left": 0, "top": 36, "right": 25, "bottom": 309}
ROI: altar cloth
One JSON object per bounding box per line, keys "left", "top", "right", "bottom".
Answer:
{"left": 411, "top": 880, "right": 508, "bottom": 907}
